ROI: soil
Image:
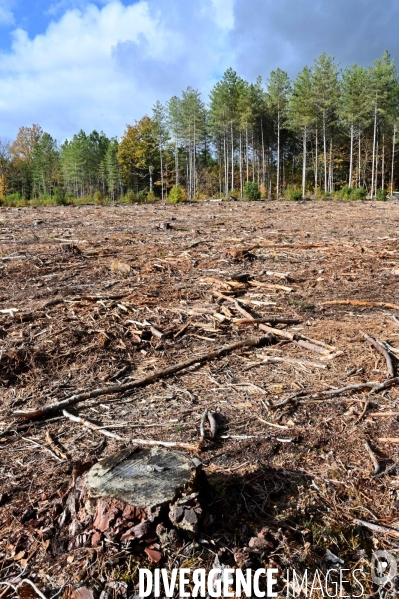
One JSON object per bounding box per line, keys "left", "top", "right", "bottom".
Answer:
{"left": 1, "top": 199, "right": 399, "bottom": 597}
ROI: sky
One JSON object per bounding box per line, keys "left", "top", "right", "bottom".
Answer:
{"left": 0, "top": 0, "right": 399, "bottom": 142}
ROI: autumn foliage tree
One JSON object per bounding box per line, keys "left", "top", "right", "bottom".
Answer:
{"left": 117, "top": 116, "right": 158, "bottom": 193}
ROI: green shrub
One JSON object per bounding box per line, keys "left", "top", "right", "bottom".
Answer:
{"left": 243, "top": 181, "right": 261, "bottom": 201}
{"left": 53, "top": 187, "right": 67, "bottom": 205}
{"left": 351, "top": 187, "right": 366, "bottom": 201}
{"left": 284, "top": 185, "right": 302, "bottom": 201}
{"left": 314, "top": 188, "right": 328, "bottom": 200}
{"left": 339, "top": 185, "right": 352, "bottom": 200}
{"left": 124, "top": 190, "right": 136, "bottom": 204}
{"left": 376, "top": 188, "right": 388, "bottom": 201}
{"left": 2, "top": 192, "right": 28, "bottom": 207}
{"left": 146, "top": 190, "right": 157, "bottom": 203}
{"left": 168, "top": 184, "right": 186, "bottom": 203}
{"left": 93, "top": 191, "right": 103, "bottom": 205}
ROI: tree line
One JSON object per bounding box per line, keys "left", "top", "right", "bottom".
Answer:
{"left": 1, "top": 50, "right": 398, "bottom": 203}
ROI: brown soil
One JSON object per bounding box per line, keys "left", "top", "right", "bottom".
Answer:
{"left": 1, "top": 199, "right": 399, "bottom": 596}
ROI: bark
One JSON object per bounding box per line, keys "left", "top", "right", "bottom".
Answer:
{"left": 245, "top": 124, "right": 249, "bottom": 182}
{"left": 261, "top": 119, "right": 265, "bottom": 192}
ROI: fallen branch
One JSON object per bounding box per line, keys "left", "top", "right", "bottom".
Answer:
{"left": 128, "top": 439, "right": 198, "bottom": 450}
{"left": 370, "top": 377, "right": 399, "bottom": 393}
{"left": 257, "top": 417, "right": 290, "bottom": 430}
{"left": 353, "top": 518, "right": 399, "bottom": 538}
{"left": 12, "top": 334, "right": 270, "bottom": 419}
{"left": 360, "top": 330, "right": 395, "bottom": 378}
{"left": 62, "top": 409, "right": 124, "bottom": 440}
{"left": 248, "top": 280, "right": 293, "bottom": 292}
{"left": 322, "top": 300, "right": 399, "bottom": 310}
{"left": 233, "top": 317, "right": 302, "bottom": 325}
{"left": 364, "top": 441, "right": 380, "bottom": 475}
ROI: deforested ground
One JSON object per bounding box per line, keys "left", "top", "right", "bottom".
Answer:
{"left": 1, "top": 199, "right": 399, "bottom": 597}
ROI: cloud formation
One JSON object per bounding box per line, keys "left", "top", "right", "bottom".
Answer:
{"left": 0, "top": 0, "right": 14, "bottom": 26}
{"left": 0, "top": 0, "right": 234, "bottom": 141}
{"left": 232, "top": 0, "right": 399, "bottom": 80}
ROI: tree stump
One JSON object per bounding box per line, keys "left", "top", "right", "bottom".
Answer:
{"left": 85, "top": 446, "right": 198, "bottom": 512}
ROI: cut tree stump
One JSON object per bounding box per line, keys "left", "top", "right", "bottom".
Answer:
{"left": 61, "top": 446, "right": 204, "bottom": 556}
{"left": 85, "top": 446, "right": 197, "bottom": 509}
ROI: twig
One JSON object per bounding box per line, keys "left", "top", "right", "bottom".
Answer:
{"left": 19, "top": 435, "right": 65, "bottom": 462}
{"left": 321, "top": 382, "right": 378, "bottom": 396}
{"left": 373, "top": 462, "right": 397, "bottom": 479}
{"left": 12, "top": 334, "right": 270, "bottom": 419}
{"left": 257, "top": 417, "right": 290, "bottom": 430}
{"left": 360, "top": 330, "right": 395, "bottom": 378}
{"left": 355, "top": 400, "right": 369, "bottom": 424}
{"left": 18, "top": 580, "right": 48, "bottom": 599}
{"left": 353, "top": 518, "right": 399, "bottom": 538}
{"left": 370, "top": 377, "right": 399, "bottom": 394}
{"left": 270, "top": 393, "right": 303, "bottom": 408}
{"left": 364, "top": 441, "right": 380, "bottom": 475}
{"left": 62, "top": 409, "right": 123, "bottom": 439}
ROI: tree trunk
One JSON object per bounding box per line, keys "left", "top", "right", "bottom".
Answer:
{"left": 175, "top": 135, "right": 179, "bottom": 186}
{"left": 224, "top": 132, "right": 228, "bottom": 198}
{"left": 371, "top": 105, "right": 377, "bottom": 198}
{"left": 231, "top": 121, "right": 234, "bottom": 191}
{"left": 315, "top": 127, "right": 318, "bottom": 190}
{"left": 382, "top": 132, "right": 385, "bottom": 190}
{"left": 329, "top": 137, "right": 333, "bottom": 193}
{"left": 239, "top": 131, "right": 243, "bottom": 197}
{"left": 302, "top": 126, "right": 307, "bottom": 198}
{"left": 160, "top": 146, "right": 164, "bottom": 201}
{"left": 375, "top": 137, "right": 379, "bottom": 197}
{"left": 261, "top": 120, "right": 265, "bottom": 193}
{"left": 252, "top": 133, "right": 255, "bottom": 182}
{"left": 276, "top": 111, "right": 280, "bottom": 199}
{"left": 323, "top": 112, "right": 327, "bottom": 193}
{"left": 391, "top": 124, "right": 396, "bottom": 196}
{"left": 149, "top": 167, "right": 153, "bottom": 193}
{"left": 246, "top": 124, "right": 249, "bottom": 182}
{"left": 358, "top": 130, "right": 361, "bottom": 189}
{"left": 349, "top": 124, "right": 354, "bottom": 188}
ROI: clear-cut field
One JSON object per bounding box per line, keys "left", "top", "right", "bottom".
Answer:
{"left": 1, "top": 199, "right": 399, "bottom": 594}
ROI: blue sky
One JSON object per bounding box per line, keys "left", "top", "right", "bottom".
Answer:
{"left": 0, "top": 0, "right": 399, "bottom": 142}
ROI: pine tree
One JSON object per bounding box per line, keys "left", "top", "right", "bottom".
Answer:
{"left": 288, "top": 66, "right": 315, "bottom": 198}
{"left": 266, "top": 69, "right": 291, "bottom": 198}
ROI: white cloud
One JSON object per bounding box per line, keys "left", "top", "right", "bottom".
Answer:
{"left": 0, "top": 0, "right": 14, "bottom": 26}
{"left": 0, "top": 0, "right": 233, "bottom": 141}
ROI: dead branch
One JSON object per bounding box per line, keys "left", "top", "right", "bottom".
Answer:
{"left": 12, "top": 334, "right": 270, "bottom": 419}
{"left": 353, "top": 518, "right": 399, "bottom": 538}
{"left": 129, "top": 439, "right": 198, "bottom": 450}
{"left": 233, "top": 317, "right": 302, "bottom": 325}
{"left": 364, "top": 441, "right": 380, "bottom": 475}
{"left": 62, "top": 410, "right": 123, "bottom": 439}
{"left": 322, "top": 300, "right": 399, "bottom": 310}
{"left": 360, "top": 330, "right": 395, "bottom": 378}
{"left": 370, "top": 377, "right": 399, "bottom": 393}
